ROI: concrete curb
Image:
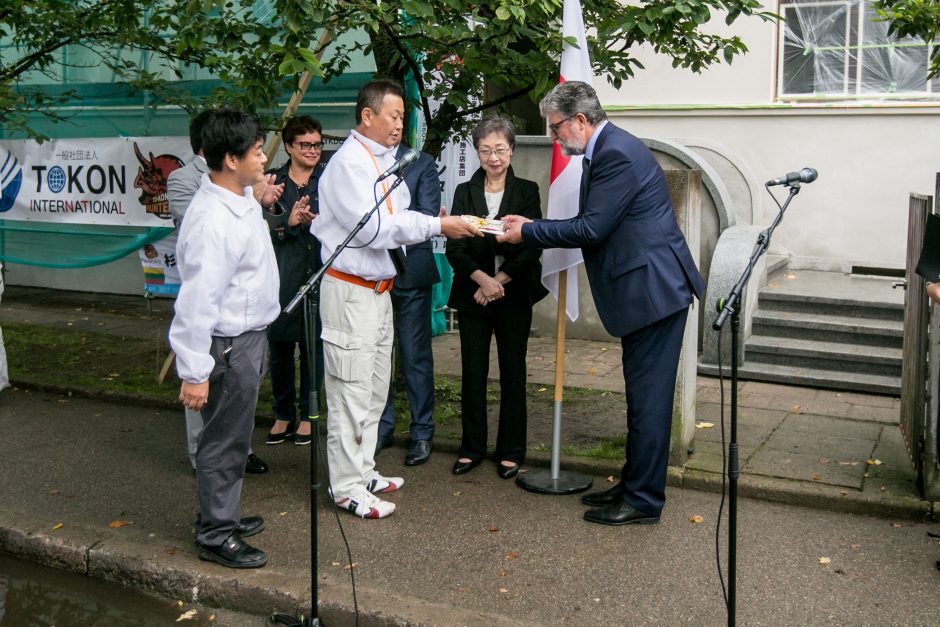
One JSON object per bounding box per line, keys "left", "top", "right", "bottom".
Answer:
{"left": 0, "top": 509, "right": 535, "bottom": 626}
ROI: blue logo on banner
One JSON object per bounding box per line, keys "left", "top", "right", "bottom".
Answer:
{"left": 47, "top": 165, "right": 66, "bottom": 193}
{"left": 0, "top": 147, "right": 24, "bottom": 213}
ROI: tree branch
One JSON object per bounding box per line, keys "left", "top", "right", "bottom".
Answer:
{"left": 460, "top": 82, "right": 535, "bottom": 117}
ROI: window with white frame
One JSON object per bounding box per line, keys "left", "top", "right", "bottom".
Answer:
{"left": 778, "top": 0, "right": 940, "bottom": 100}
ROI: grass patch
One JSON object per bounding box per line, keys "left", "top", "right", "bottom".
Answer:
{"left": 3, "top": 322, "right": 274, "bottom": 414}
{"left": 560, "top": 435, "right": 627, "bottom": 461}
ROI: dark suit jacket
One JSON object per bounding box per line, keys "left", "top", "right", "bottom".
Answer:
{"left": 394, "top": 146, "right": 442, "bottom": 289}
{"left": 523, "top": 123, "right": 704, "bottom": 338}
{"left": 447, "top": 166, "right": 548, "bottom": 312}
{"left": 263, "top": 159, "right": 324, "bottom": 341}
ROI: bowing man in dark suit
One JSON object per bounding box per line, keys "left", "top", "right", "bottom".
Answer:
{"left": 499, "top": 82, "right": 705, "bottom": 525}
{"left": 376, "top": 147, "right": 442, "bottom": 466}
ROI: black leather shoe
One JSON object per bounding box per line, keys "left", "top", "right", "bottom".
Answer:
{"left": 197, "top": 534, "right": 267, "bottom": 569}
{"left": 581, "top": 483, "right": 624, "bottom": 507}
{"left": 583, "top": 502, "right": 660, "bottom": 526}
{"left": 235, "top": 515, "right": 265, "bottom": 538}
{"left": 452, "top": 458, "right": 481, "bottom": 475}
{"left": 374, "top": 435, "right": 394, "bottom": 456}
{"left": 404, "top": 440, "right": 432, "bottom": 466}
{"left": 497, "top": 463, "right": 519, "bottom": 479}
{"left": 245, "top": 453, "right": 268, "bottom": 474}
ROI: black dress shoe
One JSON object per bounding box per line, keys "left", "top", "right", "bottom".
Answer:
{"left": 197, "top": 534, "right": 267, "bottom": 569}
{"left": 374, "top": 435, "right": 394, "bottom": 456}
{"left": 404, "top": 440, "right": 432, "bottom": 466}
{"left": 583, "top": 502, "right": 660, "bottom": 526}
{"left": 581, "top": 483, "right": 624, "bottom": 507}
{"left": 235, "top": 515, "right": 265, "bottom": 538}
{"left": 497, "top": 463, "right": 519, "bottom": 479}
{"left": 245, "top": 453, "right": 269, "bottom": 474}
{"left": 452, "top": 458, "right": 481, "bottom": 475}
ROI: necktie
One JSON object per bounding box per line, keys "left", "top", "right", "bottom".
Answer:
{"left": 579, "top": 157, "right": 591, "bottom": 210}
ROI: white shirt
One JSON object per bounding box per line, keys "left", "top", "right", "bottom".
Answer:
{"left": 484, "top": 190, "right": 503, "bottom": 220}
{"left": 169, "top": 173, "right": 280, "bottom": 383}
{"left": 312, "top": 130, "right": 441, "bottom": 281}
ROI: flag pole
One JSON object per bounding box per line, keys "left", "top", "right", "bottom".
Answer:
{"left": 550, "top": 272, "right": 568, "bottom": 479}
{"left": 516, "top": 269, "right": 593, "bottom": 494}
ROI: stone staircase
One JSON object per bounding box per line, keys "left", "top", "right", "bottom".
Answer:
{"left": 699, "top": 268, "right": 905, "bottom": 395}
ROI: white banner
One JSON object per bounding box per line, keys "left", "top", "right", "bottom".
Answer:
{"left": 0, "top": 137, "right": 192, "bottom": 227}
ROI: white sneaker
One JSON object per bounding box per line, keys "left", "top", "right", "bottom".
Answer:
{"left": 367, "top": 474, "right": 404, "bottom": 494}
{"left": 333, "top": 489, "right": 395, "bottom": 519}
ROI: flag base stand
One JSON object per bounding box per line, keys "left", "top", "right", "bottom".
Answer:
{"left": 516, "top": 398, "right": 592, "bottom": 495}
{"left": 516, "top": 468, "right": 592, "bottom": 494}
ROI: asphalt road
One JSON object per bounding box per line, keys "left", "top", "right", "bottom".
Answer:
{"left": 1, "top": 387, "right": 938, "bottom": 625}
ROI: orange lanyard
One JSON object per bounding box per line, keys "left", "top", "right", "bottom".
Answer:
{"left": 354, "top": 136, "right": 395, "bottom": 215}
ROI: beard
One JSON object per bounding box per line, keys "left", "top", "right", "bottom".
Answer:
{"left": 559, "top": 138, "right": 586, "bottom": 157}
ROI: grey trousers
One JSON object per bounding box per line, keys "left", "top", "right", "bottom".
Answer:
{"left": 186, "top": 409, "right": 255, "bottom": 469}
{"left": 194, "top": 329, "right": 267, "bottom": 547}
{"left": 185, "top": 408, "right": 204, "bottom": 469}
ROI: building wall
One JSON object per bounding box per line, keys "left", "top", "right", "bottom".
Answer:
{"left": 594, "top": 1, "right": 940, "bottom": 270}
{"left": 611, "top": 107, "right": 940, "bottom": 269}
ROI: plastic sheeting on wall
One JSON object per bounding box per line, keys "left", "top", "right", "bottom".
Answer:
{"left": 780, "top": 0, "right": 936, "bottom": 98}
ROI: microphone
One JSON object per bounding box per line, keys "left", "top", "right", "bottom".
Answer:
{"left": 765, "top": 167, "right": 818, "bottom": 187}
{"left": 377, "top": 149, "right": 419, "bottom": 181}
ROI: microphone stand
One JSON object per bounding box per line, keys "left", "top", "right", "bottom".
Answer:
{"left": 712, "top": 182, "right": 801, "bottom": 627}
{"left": 271, "top": 175, "right": 407, "bottom": 627}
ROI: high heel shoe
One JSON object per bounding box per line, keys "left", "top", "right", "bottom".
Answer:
{"left": 452, "top": 458, "right": 481, "bottom": 475}
{"left": 265, "top": 420, "right": 296, "bottom": 445}
{"left": 497, "top": 462, "right": 519, "bottom": 479}
{"left": 292, "top": 420, "right": 312, "bottom": 446}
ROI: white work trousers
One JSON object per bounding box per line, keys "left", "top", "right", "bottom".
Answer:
{"left": 320, "top": 274, "right": 394, "bottom": 498}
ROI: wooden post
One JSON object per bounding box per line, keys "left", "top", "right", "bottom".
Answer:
{"left": 264, "top": 27, "right": 334, "bottom": 161}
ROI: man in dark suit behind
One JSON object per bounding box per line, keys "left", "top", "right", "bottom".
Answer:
{"left": 376, "top": 147, "right": 441, "bottom": 466}
{"left": 499, "top": 81, "right": 705, "bottom": 526}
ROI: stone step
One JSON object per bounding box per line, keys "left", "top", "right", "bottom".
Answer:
{"left": 746, "top": 336, "right": 902, "bottom": 377}
{"left": 697, "top": 362, "right": 900, "bottom": 396}
{"left": 757, "top": 291, "right": 904, "bottom": 321}
{"left": 751, "top": 310, "right": 903, "bottom": 348}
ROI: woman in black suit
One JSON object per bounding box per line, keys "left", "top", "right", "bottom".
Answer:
{"left": 446, "top": 116, "right": 547, "bottom": 479}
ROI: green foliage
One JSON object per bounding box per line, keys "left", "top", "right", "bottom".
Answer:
{"left": 874, "top": 0, "right": 940, "bottom": 78}
{"left": 317, "top": 0, "right": 773, "bottom": 157}
{"left": 3, "top": 1, "right": 771, "bottom": 148}
{"left": 1, "top": 0, "right": 324, "bottom": 140}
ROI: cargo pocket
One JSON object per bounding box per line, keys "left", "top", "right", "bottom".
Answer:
{"left": 321, "top": 326, "right": 366, "bottom": 383}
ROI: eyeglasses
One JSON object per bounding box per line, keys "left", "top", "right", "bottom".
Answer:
{"left": 478, "top": 148, "right": 511, "bottom": 160}
{"left": 548, "top": 114, "right": 578, "bottom": 135}
{"left": 292, "top": 141, "right": 323, "bottom": 152}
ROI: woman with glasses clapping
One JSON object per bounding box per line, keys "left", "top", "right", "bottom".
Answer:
{"left": 446, "top": 116, "right": 548, "bottom": 480}
{"left": 262, "top": 115, "right": 326, "bottom": 447}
